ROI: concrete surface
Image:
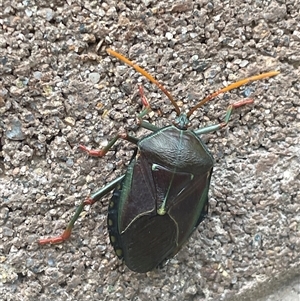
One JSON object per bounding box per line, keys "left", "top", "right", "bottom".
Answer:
{"left": 0, "top": 0, "right": 299, "bottom": 300}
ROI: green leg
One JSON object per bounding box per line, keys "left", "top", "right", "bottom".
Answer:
{"left": 139, "top": 120, "right": 160, "bottom": 132}
{"left": 39, "top": 175, "right": 125, "bottom": 244}
{"left": 80, "top": 85, "right": 160, "bottom": 156}
{"left": 79, "top": 133, "right": 139, "bottom": 156}
{"left": 137, "top": 85, "right": 152, "bottom": 119}
{"left": 136, "top": 85, "right": 160, "bottom": 132}
{"left": 194, "top": 99, "right": 254, "bottom": 135}
{"left": 136, "top": 85, "right": 162, "bottom": 131}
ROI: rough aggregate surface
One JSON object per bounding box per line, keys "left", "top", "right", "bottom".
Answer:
{"left": 0, "top": 0, "right": 299, "bottom": 300}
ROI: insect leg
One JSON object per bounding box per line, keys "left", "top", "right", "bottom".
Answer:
{"left": 80, "top": 84, "right": 158, "bottom": 157}
{"left": 79, "top": 132, "right": 139, "bottom": 157}
{"left": 194, "top": 99, "right": 254, "bottom": 135}
{"left": 134, "top": 85, "right": 160, "bottom": 132}
{"left": 38, "top": 175, "right": 125, "bottom": 244}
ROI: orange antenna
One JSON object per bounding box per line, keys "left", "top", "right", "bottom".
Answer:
{"left": 187, "top": 71, "right": 280, "bottom": 118}
{"left": 107, "top": 48, "right": 181, "bottom": 116}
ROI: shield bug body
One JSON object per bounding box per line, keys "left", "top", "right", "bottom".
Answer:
{"left": 39, "top": 49, "right": 279, "bottom": 273}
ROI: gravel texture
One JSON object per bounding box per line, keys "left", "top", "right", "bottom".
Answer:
{"left": 1, "top": 0, "right": 300, "bottom": 300}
